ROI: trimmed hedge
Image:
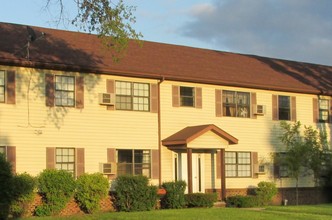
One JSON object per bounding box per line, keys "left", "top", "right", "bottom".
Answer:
{"left": 35, "top": 169, "right": 76, "bottom": 216}
{"left": 112, "top": 175, "right": 158, "bottom": 212}
{"left": 10, "top": 173, "right": 36, "bottom": 218}
{"left": 75, "top": 173, "right": 109, "bottom": 214}
{"left": 185, "top": 193, "right": 218, "bottom": 208}
{"left": 161, "top": 181, "right": 186, "bottom": 209}
{"left": 255, "top": 181, "right": 278, "bottom": 206}
{"left": 226, "top": 195, "right": 258, "bottom": 208}
{"left": 0, "top": 153, "right": 13, "bottom": 220}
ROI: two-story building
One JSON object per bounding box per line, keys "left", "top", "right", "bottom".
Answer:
{"left": 1, "top": 22, "right": 332, "bottom": 202}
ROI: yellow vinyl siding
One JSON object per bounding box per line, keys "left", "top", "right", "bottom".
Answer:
{"left": 0, "top": 66, "right": 159, "bottom": 176}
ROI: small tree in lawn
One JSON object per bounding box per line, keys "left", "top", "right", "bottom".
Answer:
{"left": 278, "top": 121, "right": 327, "bottom": 205}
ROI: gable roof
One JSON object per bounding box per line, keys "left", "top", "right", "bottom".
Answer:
{"left": 162, "top": 124, "right": 238, "bottom": 146}
{"left": 1, "top": 22, "right": 332, "bottom": 95}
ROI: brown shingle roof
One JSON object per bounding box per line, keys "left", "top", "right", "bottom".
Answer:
{"left": 162, "top": 124, "right": 238, "bottom": 146}
{"left": 1, "top": 22, "right": 332, "bottom": 95}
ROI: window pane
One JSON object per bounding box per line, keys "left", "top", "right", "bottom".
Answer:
{"left": 238, "top": 152, "right": 250, "bottom": 164}
{"left": 55, "top": 76, "right": 75, "bottom": 107}
{"left": 238, "top": 165, "right": 251, "bottom": 177}
{"left": 225, "top": 152, "right": 236, "bottom": 164}
{"left": 180, "top": 86, "right": 195, "bottom": 107}
{"left": 118, "top": 150, "right": 132, "bottom": 163}
{"left": 225, "top": 165, "right": 236, "bottom": 177}
{"left": 223, "top": 91, "right": 250, "bottom": 118}
{"left": 55, "top": 148, "right": 75, "bottom": 176}
{"left": 319, "top": 99, "right": 329, "bottom": 110}
{"left": 116, "top": 81, "right": 150, "bottom": 111}
{"left": 278, "top": 96, "right": 290, "bottom": 120}
{"left": 0, "top": 71, "right": 5, "bottom": 102}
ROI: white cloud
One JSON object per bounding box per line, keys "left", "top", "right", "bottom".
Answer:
{"left": 180, "top": 0, "right": 332, "bottom": 65}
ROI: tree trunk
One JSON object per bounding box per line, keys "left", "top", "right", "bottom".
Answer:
{"left": 296, "top": 178, "right": 299, "bottom": 206}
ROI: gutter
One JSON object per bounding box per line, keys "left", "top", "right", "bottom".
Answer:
{"left": 157, "top": 76, "right": 165, "bottom": 186}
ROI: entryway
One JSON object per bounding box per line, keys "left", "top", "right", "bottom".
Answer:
{"left": 175, "top": 152, "right": 205, "bottom": 193}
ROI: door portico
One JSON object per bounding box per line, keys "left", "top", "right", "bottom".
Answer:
{"left": 162, "top": 124, "right": 238, "bottom": 200}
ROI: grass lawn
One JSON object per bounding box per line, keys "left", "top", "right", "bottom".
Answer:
{"left": 24, "top": 204, "right": 332, "bottom": 220}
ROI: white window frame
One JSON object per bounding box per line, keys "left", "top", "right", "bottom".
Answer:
{"left": 55, "top": 75, "right": 75, "bottom": 107}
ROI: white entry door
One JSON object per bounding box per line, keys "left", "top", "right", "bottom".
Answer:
{"left": 176, "top": 153, "right": 204, "bottom": 193}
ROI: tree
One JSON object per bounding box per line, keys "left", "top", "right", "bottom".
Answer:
{"left": 277, "top": 121, "right": 328, "bottom": 205}
{"left": 44, "top": 0, "right": 143, "bottom": 60}
{"left": 0, "top": 154, "right": 14, "bottom": 220}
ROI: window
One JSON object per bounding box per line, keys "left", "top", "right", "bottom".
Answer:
{"left": 0, "top": 71, "right": 4, "bottom": 102}
{"left": 225, "top": 152, "right": 251, "bottom": 177}
{"left": 278, "top": 96, "right": 290, "bottom": 120}
{"left": 274, "top": 153, "right": 289, "bottom": 178}
{"left": 116, "top": 81, "right": 150, "bottom": 111}
{"left": 117, "top": 149, "right": 151, "bottom": 177}
{"left": 319, "top": 99, "right": 329, "bottom": 122}
{"left": 56, "top": 148, "right": 75, "bottom": 175}
{"left": 180, "top": 86, "right": 195, "bottom": 107}
{"left": 55, "top": 76, "right": 75, "bottom": 106}
{"left": 223, "top": 90, "right": 250, "bottom": 118}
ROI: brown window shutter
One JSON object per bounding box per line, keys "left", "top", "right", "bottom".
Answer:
{"left": 75, "top": 76, "right": 84, "bottom": 109}
{"left": 150, "top": 84, "right": 158, "bottom": 113}
{"left": 216, "top": 150, "right": 221, "bottom": 179}
{"left": 45, "top": 74, "right": 55, "bottom": 107}
{"left": 252, "top": 152, "right": 258, "bottom": 179}
{"left": 172, "top": 85, "right": 180, "bottom": 107}
{"left": 7, "top": 146, "right": 16, "bottom": 173}
{"left": 195, "top": 87, "right": 202, "bottom": 108}
{"left": 151, "top": 150, "right": 160, "bottom": 179}
{"left": 6, "top": 70, "right": 16, "bottom": 104}
{"left": 215, "top": 89, "right": 222, "bottom": 117}
{"left": 107, "top": 148, "right": 116, "bottom": 163}
{"left": 272, "top": 95, "right": 278, "bottom": 120}
{"left": 46, "top": 147, "right": 55, "bottom": 169}
{"left": 313, "top": 98, "right": 318, "bottom": 123}
{"left": 291, "top": 96, "right": 297, "bottom": 121}
{"left": 251, "top": 93, "right": 257, "bottom": 119}
{"left": 106, "top": 79, "right": 115, "bottom": 110}
{"left": 330, "top": 100, "right": 332, "bottom": 124}
{"left": 76, "top": 148, "right": 85, "bottom": 177}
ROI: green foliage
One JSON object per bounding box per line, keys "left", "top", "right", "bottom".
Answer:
{"left": 0, "top": 153, "right": 13, "bottom": 220}
{"left": 278, "top": 121, "right": 329, "bottom": 205}
{"left": 226, "top": 195, "right": 258, "bottom": 208}
{"left": 161, "top": 181, "right": 187, "bottom": 209}
{"left": 185, "top": 193, "right": 217, "bottom": 208}
{"left": 46, "top": 0, "right": 143, "bottom": 60}
{"left": 112, "top": 175, "right": 158, "bottom": 212}
{"left": 255, "top": 181, "right": 278, "bottom": 206}
{"left": 75, "top": 173, "right": 109, "bottom": 214}
{"left": 10, "top": 173, "right": 36, "bottom": 218}
{"left": 36, "top": 169, "right": 76, "bottom": 216}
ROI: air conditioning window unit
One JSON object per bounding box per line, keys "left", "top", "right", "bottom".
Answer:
{"left": 99, "top": 93, "right": 115, "bottom": 105}
{"left": 253, "top": 104, "right": 266, "bottom": 115}
{"left": 100, "top": 162, "right": 117, "bottom": 175}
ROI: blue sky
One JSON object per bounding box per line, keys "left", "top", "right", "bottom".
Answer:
{"left": 1, "top": 0, "right": 332, "bottom": 66}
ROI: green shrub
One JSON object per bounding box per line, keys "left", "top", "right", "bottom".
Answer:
{"left": 255, "top": 181, "right": 278, "bottom": 206}
{"left": 36, "top": 169, "right": 76, "bottom": 216}
{"left": 75, "top": 173, "right": 109, "bottom": 214}
{"left": 185, "top": 193, "right": 218, "bottom": 208}
{"left": 226, "top": 195, "right": 258, "bottom": 208}
{"left": 10, "top": 173, "right": 36, "bottom": 218}
{"left": 161, "top": 181, "right": 186, "bottom": 209}
{"left": 0, "top": 154, "right": 14, "bottom": 220}
{"left": 112, "top": 175, "right": 158, "bottom": 212}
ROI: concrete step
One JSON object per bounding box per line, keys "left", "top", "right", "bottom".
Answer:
{"left": 213, "top": 201, "right": 226, "bottom": 207}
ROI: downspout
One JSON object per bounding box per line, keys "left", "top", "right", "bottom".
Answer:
{"left": 158, "top": 76, "right": 165, "bottom": 186}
